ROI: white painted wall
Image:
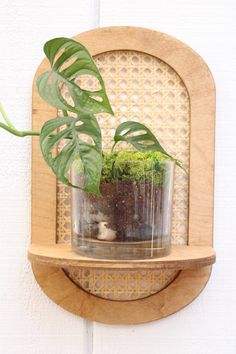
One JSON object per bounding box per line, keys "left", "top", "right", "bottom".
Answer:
{"left": 0, "top": 0, "right": 236, "bottom": 353}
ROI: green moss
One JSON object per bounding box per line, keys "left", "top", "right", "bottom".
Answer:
{"left": 101, "top": 150, "right": 170, "bottom": 185}
{"left": 74, "top": 150, "right": 171, "bottom": 186}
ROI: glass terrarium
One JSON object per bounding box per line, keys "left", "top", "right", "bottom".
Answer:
{"left": 71, "top": 151, "right": 175, "bottom": 260}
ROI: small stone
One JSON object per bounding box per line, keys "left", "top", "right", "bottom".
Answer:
{"left": 97, "top": 222, "right": 117, "bottom": 241}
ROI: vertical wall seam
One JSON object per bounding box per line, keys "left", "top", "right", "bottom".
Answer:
{"left": 83, "top": 319, "right": 94, "bottom": 354}
{"left": 92, "top": 0, "right": 100, "bottom": 28}
{"left": 82, "top": 4, "right": 99, "bottom": 352}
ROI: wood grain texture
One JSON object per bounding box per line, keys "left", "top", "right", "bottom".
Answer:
{"left": 29, "top": 244, "right": 215, "bottom": 270}
{"left": 30, "top": 27, "right": 215, "bottom": 324}
{"left": 32, "top": 263, "right": 212, "bottom": 324}
{"left": 32, "top": 59, "right": 57, "bottom": 245}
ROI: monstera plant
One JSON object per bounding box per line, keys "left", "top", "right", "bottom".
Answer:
{"left": 0, "top": 36, "right": 186, "bottom": 259}
{"left": 0, "top": 37, "right": 181, "bottom": 195}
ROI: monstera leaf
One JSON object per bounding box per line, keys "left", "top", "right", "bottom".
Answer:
{"left": 37, "top": 37, "right": 113, "bottom": 115}
{"left": 113, "top": 121, "right": 184, "bottom": 169}
{"left": 40, "top": 114, "right": 102, "bottom": 194}
{"left": 113, "top": 121, "right": 170, "bottom": 154}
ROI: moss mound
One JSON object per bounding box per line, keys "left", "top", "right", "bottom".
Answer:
{"left": 101, "top": 150, "right": 169, "bottom": 185}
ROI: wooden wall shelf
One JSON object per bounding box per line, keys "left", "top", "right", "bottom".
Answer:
{"left": 29, "top": 244, "right": 215, "bottom": 270}
{"left": 30, "top": 26, "right": 215, "bottom": 324}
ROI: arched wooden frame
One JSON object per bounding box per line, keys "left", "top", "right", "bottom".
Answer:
{"left": 30, "top": 27, "right": 215, "bottom": 324}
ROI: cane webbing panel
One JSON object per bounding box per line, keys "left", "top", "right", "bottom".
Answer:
{"left": 56, "top": 50, "right": 190, "bottom": 301}
{"left": 64, "top": 268, "right": 180, "bottom": 301}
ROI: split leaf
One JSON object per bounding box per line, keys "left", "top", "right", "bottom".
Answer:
{"left": 37, "top": 37, "right": 113, "bottom": 115}
{"left": 40, "top": 114, "right": 102, "bottom": 195}
{"left": 113, "top": 121, "right": 185, "bottom": 170}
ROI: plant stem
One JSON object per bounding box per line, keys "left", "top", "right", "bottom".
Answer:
{"left": 0, "top": 101, "right": 40, "bottom": 137}
{"left": 0, "top": 122, "right": 40, "bottom": 137}
{"left": 111, "top": 141, "right": 117, "bottom": 152}
{"left": 0, "top": 102, "right": 15, "bottom": 129}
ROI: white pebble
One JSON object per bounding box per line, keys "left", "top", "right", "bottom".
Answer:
{"left": 97, "top": 222, "right": 117, "bottom": 241}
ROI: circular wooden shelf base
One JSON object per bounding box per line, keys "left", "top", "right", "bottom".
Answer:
{"left": 28, "top": 243, "right": 215, "bottom": 270}
{"left": 31, "top": 263, "right": 213, "bottom": 324}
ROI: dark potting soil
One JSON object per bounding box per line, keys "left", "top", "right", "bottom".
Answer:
{"left": 78, "top": 180, "right": 163, "bottom": 242}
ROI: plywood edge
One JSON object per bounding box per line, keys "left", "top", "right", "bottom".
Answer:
{"left": 31, "top": 55, "right": 57, "bottom": 245}
{"left": 28, "top": 244, "right": 215, "bottom": 270}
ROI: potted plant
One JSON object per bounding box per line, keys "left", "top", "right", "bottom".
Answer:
{"left": 0, "top": 37, "right": 183, "bottom": 260}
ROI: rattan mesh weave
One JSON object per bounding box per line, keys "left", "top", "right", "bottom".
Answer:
{"left": 56, "top": 50, "right": 190, "bottom": 301}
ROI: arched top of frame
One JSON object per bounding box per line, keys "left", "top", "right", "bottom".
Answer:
{"left": 31, "top": 27, "right": 215, "bottom": 324}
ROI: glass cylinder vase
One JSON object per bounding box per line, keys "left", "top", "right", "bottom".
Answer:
{"left": 71, "top": 156, "right": 175, "bottom": 260}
